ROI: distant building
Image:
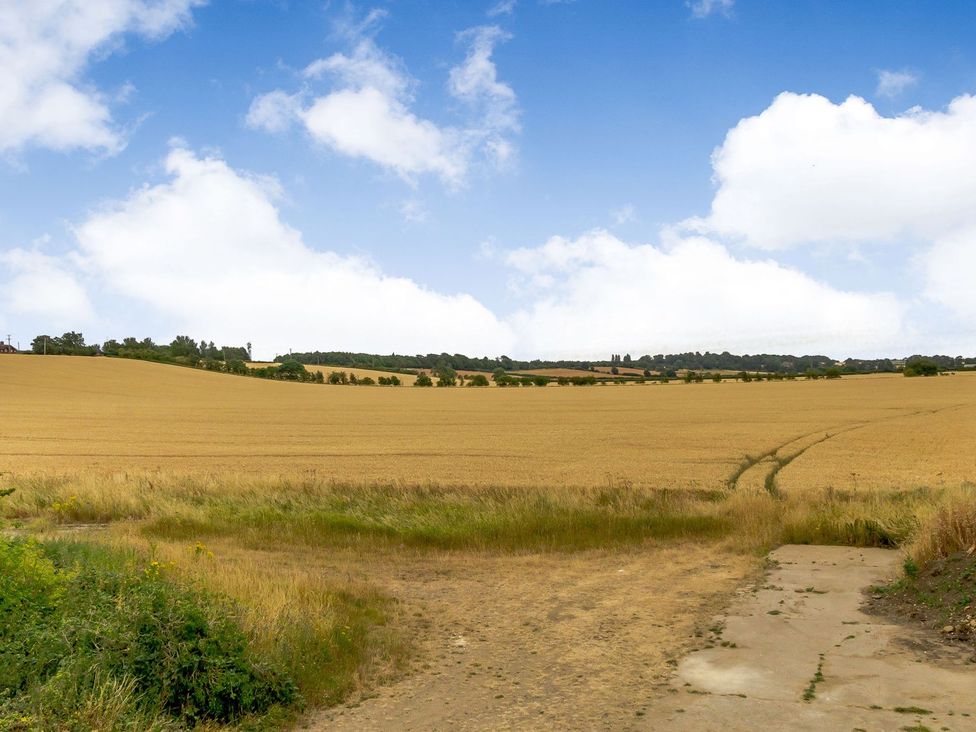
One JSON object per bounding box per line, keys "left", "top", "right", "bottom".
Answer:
{"left": 0, "top": 343, "right": 17, "bottom": 354}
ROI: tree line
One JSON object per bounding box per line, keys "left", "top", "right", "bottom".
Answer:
{"left": 24, "top": 332, "right": 973, "bottom": 380}
{"left": 277, "top": 349, "right": 976, "bottom": 375}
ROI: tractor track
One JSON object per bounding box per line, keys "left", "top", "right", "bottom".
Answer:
{"left": 726, "top": 402, "right": 972, "bottom": 496}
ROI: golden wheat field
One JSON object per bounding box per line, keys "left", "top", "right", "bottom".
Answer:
{"left": 250, "top": 361, "right": 421, "bottom": 385}
{"left": 2, "top": 354, "right": 975, "bottom": 492}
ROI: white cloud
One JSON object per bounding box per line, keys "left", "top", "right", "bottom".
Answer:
{"left": 449, "top": 25, "right": 519, "bottom": 166}
{"left": 487, "top": 0, "right": 517, "bottom": 17}
{"left": 922, "top": 226, "right": 976, "bottom": 322}
{"left": 0, "top": 247, "right": 94, "bottom": 322}
{"left": 398, "top": 198, "right": 428, "bottom": 223}
{"left": 0, "top": 0, "right": 203, "bottom": 155}
{"left": 687, "top": 0, "right": 734, "bottom": 19}
{"left": 244, "top": 90, "right": 302, "bottom": 134}
{"left": 505, "top": 230, "right": 905, "bottom": 358}
{"left": 690, "top": 90, "right": 976, "bottom": 329}
{"left": 247, "top": 15, "right": 519, "bottom": 186}
{"left": 610, "top": 204, "right": 636, "bottom": 226}
{"left": 68, "top": 146, "right": 512, "bottom": 357}
{"left": 697, "top": 92, "right": 976, "bottom": 249}
{"left": 301, "top": 87, "right": 466, "bottom": 184}
{"left": 875, "top": 69, "right": 918, "bottom": 99}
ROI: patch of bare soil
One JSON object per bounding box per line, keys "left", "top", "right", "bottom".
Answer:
{"left": 303, "top": 544, "right": 753, "bottom": 731}
{"left": 866, "top": 549, "right": 976, "bottom": 657}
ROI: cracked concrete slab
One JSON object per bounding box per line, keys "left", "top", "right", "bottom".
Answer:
{"left": 650, "top": 545, "right": 976, "bottom": 731}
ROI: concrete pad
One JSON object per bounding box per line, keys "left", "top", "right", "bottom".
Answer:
{"left": 648, "top": 545, "right": 976, "bottom": 731}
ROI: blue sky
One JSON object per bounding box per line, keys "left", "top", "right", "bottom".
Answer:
{"left": 2, "top": 0, "right": 975, "bottom": 359}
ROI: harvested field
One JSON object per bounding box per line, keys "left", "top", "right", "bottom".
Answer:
{"left": 3, "top": 354, "right": 975, "bottom": 728}
{"left": 509, "top": 367, "right": 604, "bottom": 378}
{"left": 249, "top": 362, "right": 420, "bottom": 385}
{"left": 593, "top": 366, "right": 646, "bottom": 376}
{"left": 2, "top": 355, "right": 975, "bottom": 491}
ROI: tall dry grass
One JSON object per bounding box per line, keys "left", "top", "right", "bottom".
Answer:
{"left": 6, "top": 471, "right": 973, "bottom": 720}
{"left": 907, "top": 491, "right": 976, "bottom": 564}
{"left": 5, "top": 471, "right": 972, "bottom": 555}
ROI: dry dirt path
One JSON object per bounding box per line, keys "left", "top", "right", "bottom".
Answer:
{"left": 306, "top": 545, "right": 752, "bottom": 731}
{"left": 650, "top": 545, "right": 976, "bottom": 731}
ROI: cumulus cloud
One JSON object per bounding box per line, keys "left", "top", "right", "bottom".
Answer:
{"left": 687, "top": 0, "right": 734, "bottom": 19}
{"left": 690, "top": 91, "right": 976, "bottom": 325}
{"left": 0, "top": 247, "right": 94, "bottom": 323}
{"left": 0, "top": 0, "right": 203, "bottom": 155}
{"left": 875, "top": 69, "right": 918, "bottom": 99}
{"left": 922, "top": 226, "right": 976, "bottom": 322}
{"left": 697, "top": 92, "right": 976, "bottom": 249}
{"left": 505, "top": 230, "right": 904, "bottom": 358}
{"left": 66, "top": 145, "right": 512, "bottom": 358}
{"left": 247, "top": 13, "right": 518, "bottom": 185}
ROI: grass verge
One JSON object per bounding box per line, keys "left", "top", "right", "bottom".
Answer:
{"left": 0, "top": 537, "right": 295, "bottom": 730}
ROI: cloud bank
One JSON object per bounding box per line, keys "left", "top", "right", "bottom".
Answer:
{"left": 7, "top": 88, "right": 976, "bottom": 359}
{"left": 66, "top": 145, "right": 514, "bottom": 357}
{"left": 693, "top": 91, "right": 976, "bottom": 326}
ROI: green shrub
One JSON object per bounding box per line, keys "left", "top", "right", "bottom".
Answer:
{"left": 468, "top": 374, "right": 490, "bottom": 387}
{"left": 0, "top": 539, "right": 295, "bottom": 728}
{"left": 414, "top": 373, "right": 433, "bottom": 387}
{"left": 904, "top": 357, "right": 939, "bottom": 377}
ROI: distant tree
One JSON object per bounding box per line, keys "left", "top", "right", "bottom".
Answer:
{"left": 31, "top": 335, "right": 54, "bottom": 354}
{"left": 492, "top": 367, "right": 507, "bottom": 382}
{"left": 711, "top": 372, "right": 722, "bottom": 383}
{"left": 328, "top": 371, "right": 344, "bottom": 384}
{"left": 610, "top": 366, "right": 619, "bottom": 375}
{"left": 170, "top": 335, "right": 199, "bottom": 358}
{"left": 358, "top": 376, "right": 375, "bottom": 385}
{"left": 468, "top": 374, "right": 490, "bottom": 387}
{"left": 643, "top": 369, "right": 651, "bottom": 377}
{"left": 414, "top": 372, "right": 433, "bottom": 387}
{"left": 532, "top": 375, "right": 550, "bottom": 387}
{"left": 102, "top": 339, "right": 121, "bottom": 356}
{"left": 904, "top": 357, "right": 939, "bottom": 377}
{"left": 221, "top": 346, "right": 249, "bottom": 361}
{"left": 823, "top": 366, "right": 842, "bottom": 379}
{"left": 623, "top": 353, "right": 632, "bottom": 364}
{"left": 436, "top": 373, "right": 457, "bottom": 387}
{"left": 277, "top": 360, "right": 307, "bottom": 380}
{"left": 390, "top": 375, "right": 401, "bottom": 386}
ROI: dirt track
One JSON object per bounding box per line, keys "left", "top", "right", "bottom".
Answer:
{"left": 306, "top": 545, "right": 976, "bottom": 731}
{"left": 308, "top": 545, "right": 752, "bottom": 731}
